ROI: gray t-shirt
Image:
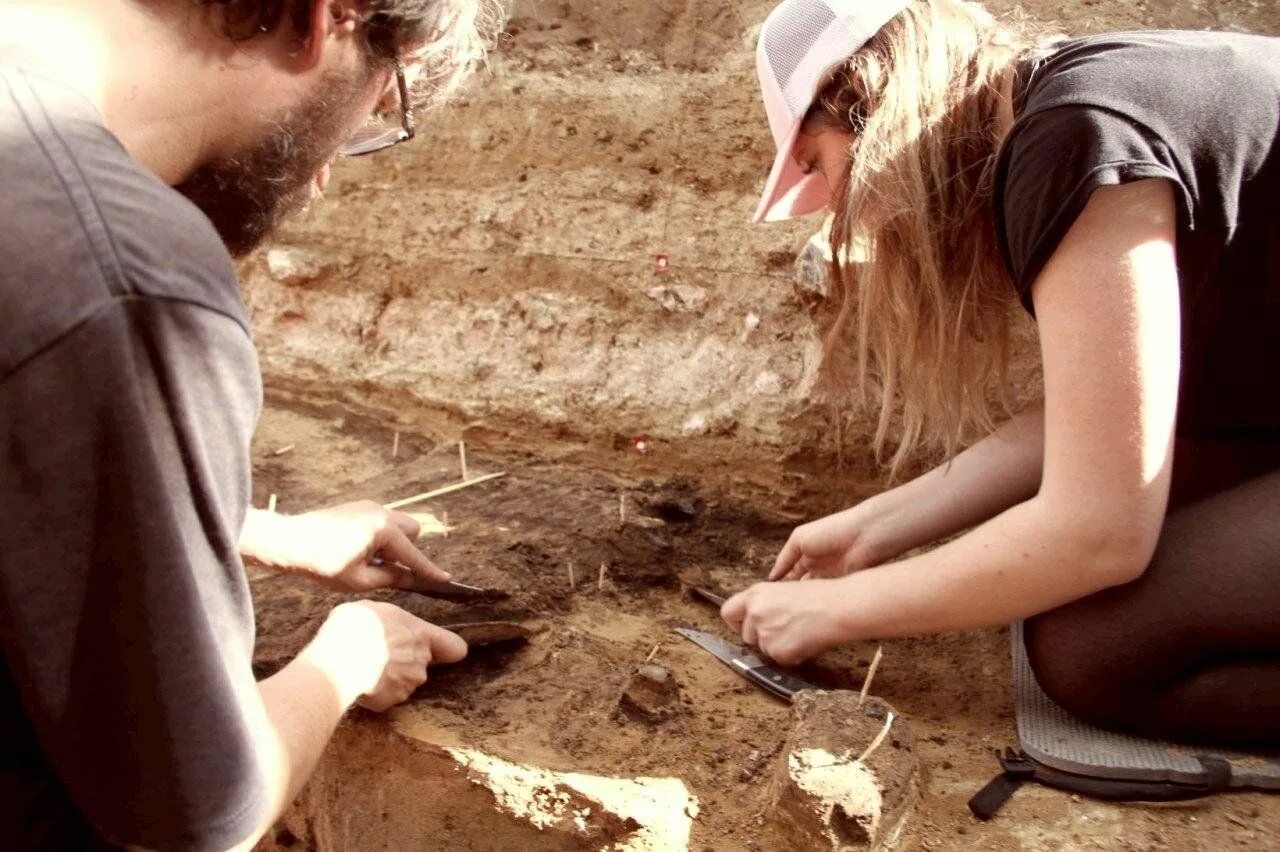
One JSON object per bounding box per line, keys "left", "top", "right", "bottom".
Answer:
{"left": 0, "top": 58, "right": 268, "bottom": 849}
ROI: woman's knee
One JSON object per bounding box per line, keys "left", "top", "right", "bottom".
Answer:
{"left": 1024, "top": 609, "right": 1141, "bottom": 729}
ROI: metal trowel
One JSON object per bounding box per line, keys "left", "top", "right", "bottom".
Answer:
{"left": 370, "top": 556, "right": 510, "bottom": 602}
{"left": 445, "top": 621, "right": 539, "bottom": 648}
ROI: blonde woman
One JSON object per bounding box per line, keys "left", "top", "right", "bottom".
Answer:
{"left": 722, "top": 0, "right": 1280, "bottom": 746}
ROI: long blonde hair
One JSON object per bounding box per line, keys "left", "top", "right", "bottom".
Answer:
{"left": 811, "top": 0, "right": 1046, "bottom": 474}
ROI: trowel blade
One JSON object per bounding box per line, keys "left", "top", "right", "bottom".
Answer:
{"left": 687, "top": 585, "right": 727, "bottom": 609}
{"left": 446, "top": 621, "right": 537, "bottom": 648}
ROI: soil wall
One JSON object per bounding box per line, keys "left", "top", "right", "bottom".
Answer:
{"left": 240, "top": 0, "right": 1279, "bottom": 478}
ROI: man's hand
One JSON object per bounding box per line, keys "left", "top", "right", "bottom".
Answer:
{"left": 302, "top": 600, "right": 468, "bottom": 711}
{"left": 240, "top": 501, "right": 449, "bottom": 592}
{"left": 720, "top": 579, "right": 852, "bottom": 665}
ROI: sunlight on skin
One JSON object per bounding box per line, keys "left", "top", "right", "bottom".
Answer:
{"left": 723, "top": 178, "right": 1182, "bottom": 661}
{"left": 791, "top": 128, "right": 855, "bottom": 199}
{"left": 0, "top": 6, "right": 110, "bottom": 106}
{"left": 229, "top": 607, "right": 393, "bottom": 852}
{"left": 790, "top": 129, "right": 877, "bottom": 264}
{"left": 1128, "top": 231, "right": 1182, "bottom": 487}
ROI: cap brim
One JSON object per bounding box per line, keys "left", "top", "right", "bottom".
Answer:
{"left": 751, "top": 119, "right": 831, "bottom": 224}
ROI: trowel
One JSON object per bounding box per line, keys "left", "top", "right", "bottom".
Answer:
{"left": 445, "top": 620, "right": 539, "bottom": 648}
{"left": 370, "top": 556, "right": 510, "bottom": 602}
{"left": 678, "top": 584, "right": 821, "bottom": 701}
{"left": 674, "top": 627, "right": 818, "bottom": 702}
{"left": 686, "top": 584, "right": 728, "bottom": 609}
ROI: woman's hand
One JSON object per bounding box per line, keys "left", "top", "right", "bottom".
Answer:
{"left": 721, "top": 579, "right": 852, "bottom": 665}
{"left": 240, "top": 501, "right": 451, "bottom": 592}
{"left": 771, "top": 505, "right": 887, "bottom": 581}
{"left": 772, "top": 401, "right": 1048, "bottom": 584}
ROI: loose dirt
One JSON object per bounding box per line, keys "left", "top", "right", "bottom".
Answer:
{"left": 250, "top": 396, "right": 1280, "bottom": 850}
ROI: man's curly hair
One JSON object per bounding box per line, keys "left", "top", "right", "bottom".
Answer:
{"left": 197, "top": 0, "right": 312, "bottom": 42}
{"left": 196, "top": 0, "right": 505, "bottom": 107}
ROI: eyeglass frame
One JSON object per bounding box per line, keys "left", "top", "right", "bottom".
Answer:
{"left": 338, "top": 59, "right": 416, "bottom": 157}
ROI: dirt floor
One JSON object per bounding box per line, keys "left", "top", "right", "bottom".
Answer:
{"left": 248, "top": 395, "right": 1279, "bottom": 850}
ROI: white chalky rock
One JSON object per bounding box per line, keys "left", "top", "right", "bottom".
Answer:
{"left": 266, "top": 246, "right": 329, "bottom": 286}
{"left": 448, "top": 747, "right": 698, "bottom": 850}
{"left": 754, "top": 371, "right": 784, "bottom": 396}
{"left": 795, "top": 214, "right": 871, "bottom": 299}
{"left": 794, "top": 231, "right": 832, "bottom": 297}
{"left": 681, "top": 413, "right": 709, "bottom": 435}
{"left": 762, "top": 693, "right": 919, "bottom": 851}
{"left": 785, "top": 748, "right": 884, "bottom": 847}
{"left": 646, "top": 284, "right": 709, "bottom": 314}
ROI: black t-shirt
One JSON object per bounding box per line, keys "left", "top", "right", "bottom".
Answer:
{"left": 994, "top": 30, "right": 1280, "bottom": 441}
{"left": 0, "top": 60, "right": 268, "bottom": 849}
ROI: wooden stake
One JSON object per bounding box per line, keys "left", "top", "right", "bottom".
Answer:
{"left": 835, "top": 408, "right": 845, "bottom": 473}
{"left": 267, "top": 493, "right": 278, "bottom": 513}
{"left": 618, "top": 493, "right": 627, "bottom": 525}
{"left": 568, "top": 562, "right": 576, "bottom": 591}
{"left": 459, "top": 440, "right": 469, "bottom": 482}
{"left": 441, "top": 510, "right": 450, "bottom": 538}
{"left": 383, "top": 471, "right": 507, "bottom": 510}
{"left": 645, "top": 643, "right": 661, "bottom": 663}
{"left": 857, "top": 646, "right": 884, "bottom": 708}
{"left": 598, "top": 562, "right": 608, "bottom": 591}
{"left": 855, "top": 710, "right": 895, "bottom": 764}
{"left": 391, "top": 431, "right": 400, "bottom": 459}
{"left": 273, "top": 444, "right": 295, "bottom": 457}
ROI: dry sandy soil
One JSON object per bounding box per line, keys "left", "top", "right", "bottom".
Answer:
{"left": 249, "top": 398, "right": 1279, "bottom": 851}
{"left": 243, "top": 0, "right": 1280, "bottom": 849}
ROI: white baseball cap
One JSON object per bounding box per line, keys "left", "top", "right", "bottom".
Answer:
{"left": 753, "top": 0, "right": 912, "bottom": 223}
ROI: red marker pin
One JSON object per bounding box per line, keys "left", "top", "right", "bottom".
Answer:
{"left": 632, "top": 434, "right": 652, "bottom": 454}
{"left": 654, "top": 254, "right": 670, "bottom": 274}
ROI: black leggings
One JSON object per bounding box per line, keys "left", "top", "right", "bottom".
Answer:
{"left": 1026, "top": 463, "right": 1280, "bottom": 747}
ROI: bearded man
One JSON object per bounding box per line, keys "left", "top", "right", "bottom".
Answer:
{"left": 0, "top": 1, "right": 500, "bottom": 848}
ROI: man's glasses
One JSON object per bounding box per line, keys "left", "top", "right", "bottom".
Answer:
{"left": 339, "top": 61, "right": 416, "bottom": 157}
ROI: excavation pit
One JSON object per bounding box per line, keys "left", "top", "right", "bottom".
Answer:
{"left": 248, "top": 398, "right": 921, "bottom": 850}
{"left": 248, "top": 398, "right": 1280, "bottom": 850}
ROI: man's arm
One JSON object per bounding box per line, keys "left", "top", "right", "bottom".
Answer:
{"left": 229, "top": 602, "right": 466, "bottom": 851}
{"left": 0, "top": 298, "right": 463, "bottom": 849}
{"left": 239, "top": 502, "right": 451, "bottom": 592}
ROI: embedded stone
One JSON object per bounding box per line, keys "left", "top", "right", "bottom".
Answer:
{"left": 620, "top": 663, "right": 681, "bottom": 721}
{"left": 761, "top": 691, "right": 920, "bottom": 851}
{"left": 266, "top": 246, "right": 330, "bottom": 286}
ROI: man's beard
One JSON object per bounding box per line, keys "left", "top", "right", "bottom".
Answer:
{"left": 176, "top": 69, "right": 370, "bottom": 258}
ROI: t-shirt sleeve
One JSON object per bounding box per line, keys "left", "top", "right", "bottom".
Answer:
{"left": 996, "top": 103, "right": 1190, "bottom": 313}
{"left": 0, "top": 297, "right": 268, "bottom": 850}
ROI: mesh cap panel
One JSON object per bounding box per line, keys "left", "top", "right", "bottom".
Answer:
{"left": 763, "top": 0, "right": 838, "bottom": 117}
{"left": 752, "top": 0, "right": 913, "bottom": 223}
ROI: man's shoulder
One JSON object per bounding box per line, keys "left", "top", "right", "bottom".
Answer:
{"left": 0, "top": 64, "right": 248, "bottom": 379}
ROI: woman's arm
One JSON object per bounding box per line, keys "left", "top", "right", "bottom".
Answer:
{"left": 774, "top": 402, "right": 1045, "bottom": 579}
{"left": 869, "top": 400, "right": 1046, "bottom": 557}
{"left": 725, "top": 179, "right": 1181, "bottom": 663}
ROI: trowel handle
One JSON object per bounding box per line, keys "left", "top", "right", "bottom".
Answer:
{"left": 739, "top": 663, "right": 816, "bottom": 702}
